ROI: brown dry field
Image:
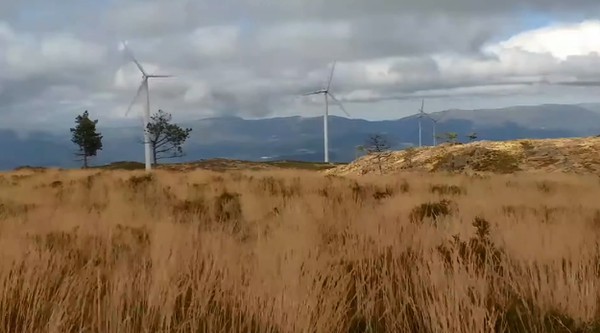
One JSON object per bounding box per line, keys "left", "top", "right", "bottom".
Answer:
{"left": 1, "top": 168, "right": 600, "bottom": 332}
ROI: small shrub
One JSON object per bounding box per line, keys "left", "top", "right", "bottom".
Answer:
{"left": 591, "top": 210, "right": 600, "bottom": 229}
{"left": 127, "top": 174, "right": 154, "bottom": 189}
{"left": 429, "top": 184, "right": 465, "bottom": 196}
{"left": 409, "top": 199, "right": 454, "bottom": 224}
{"left": 536, "top": 181, "right": 553, "bottom": 193}
{"left": 437, "top": 216, "right": 503, "bottom": 275}
{"left": 520, "top": 140, "right": 534, "bottom": 151}
{"left": 172, "top": 198, "right": 209, "bottom": 223}
{"left": 82, "top": 174, "right": 98, "bottom": 190}
{"left": 50, "top": 180, "right": 63, "bottom": 188}
{"left": 214, "top": 191, "right": 243, "bottom": 225}
{"left": 399, "top": 179, "right": 410, "bottom": 193}
{"left": 373, "top": 185, "right": 394, "bottom": 200}
{"left": 318, "top": 186, "right": 330, "bottom": 198}
{"left": 350, "top": 182, "right": 367, "bottom": 204}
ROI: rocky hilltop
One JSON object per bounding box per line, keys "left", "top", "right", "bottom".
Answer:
{"left": 326, "top": 137, "right": 600, "bottom": 176}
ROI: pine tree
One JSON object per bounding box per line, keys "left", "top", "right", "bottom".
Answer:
{"left": 70, "top": 111, "right": 103, "bottom": 168}
{"left": 146, "top": 109, "right": 192, "bottom": 165}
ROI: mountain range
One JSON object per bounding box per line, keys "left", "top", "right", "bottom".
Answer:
{"left": 2, "top": 103, "right": 600, "bottom": 170}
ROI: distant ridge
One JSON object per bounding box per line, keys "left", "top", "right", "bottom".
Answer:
{"left": 1, "top": 103, "right": 600, "bottom": 170}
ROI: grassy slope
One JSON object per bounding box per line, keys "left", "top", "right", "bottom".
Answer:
{"left": 329, "top": 136, "right": 600, "bottom": 176}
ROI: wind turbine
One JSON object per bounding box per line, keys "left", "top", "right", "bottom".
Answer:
{"left": 429, "top": 114, "right": 440, "bottom": 146}
{"left": 303, "top": 61, "right": 350, "bottom": 163}
{"left": 120, "top": 41, "right": 173, "bottom": 172}
{"left": 425, "top": 113, "right": 443, "bottom": 147}
{"left": 413, "top": 99, "right": 442, "bottom": 146}
{"left": 417, "top": 99, "right": 425, "bottom": 147}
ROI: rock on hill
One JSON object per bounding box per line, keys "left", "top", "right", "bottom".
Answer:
{"left": 326, "top": 137, "right": 600, "bottom": 176}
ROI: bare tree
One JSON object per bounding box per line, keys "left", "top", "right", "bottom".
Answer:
{"left": 365, "top": 134, "right": 392, "bottom": 174}
{"left": 146, "top": 110, "right": 192, "bottom": 165}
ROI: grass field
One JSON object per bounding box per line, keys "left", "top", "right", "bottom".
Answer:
{"left": 0, "top": 168, "right": 599, "bottom": 332}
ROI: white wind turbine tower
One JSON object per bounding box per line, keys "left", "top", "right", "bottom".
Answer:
{"left": 303, "top": 61, "right": 351, "bottom": 163}
{"left": 119, "top": 41, "right": 173, "bottom": 172}
{"left": 430, "top": 115, "right": 439, "bottom": 146}
{"left": 417, "top": 99, "right": 425, "bottom": 147}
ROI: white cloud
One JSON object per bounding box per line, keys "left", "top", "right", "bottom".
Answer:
{"left": 1, "top": 29, "right": 106, "bottom": 80}
{"left": 493, "top": 20, "right": 600, "bottom": 60}
{"left": 107, "top": 1, "right": 188, "bottom": 36}
{"left": 183, "top": 81, "right": 212, "bottom": 104}
{"left": 189, "top": 25, "right": 240, "bottom": 58}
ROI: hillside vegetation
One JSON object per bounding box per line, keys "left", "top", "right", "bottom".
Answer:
{"left": 99, "top": 159, "right": 343, "bottom": 172}
{"left": 0, "top": 168, "right": 599, "bottom": 332}
{"left": 329, "top": 136, "right": 600, "bottom": 176}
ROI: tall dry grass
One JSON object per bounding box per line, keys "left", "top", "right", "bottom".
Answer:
{"left": 0, "top": 168, "right": 599, "bottom": 332}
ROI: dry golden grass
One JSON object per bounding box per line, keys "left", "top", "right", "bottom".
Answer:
{"left": 0, "top": 168, "right": 600, "bottom": 332}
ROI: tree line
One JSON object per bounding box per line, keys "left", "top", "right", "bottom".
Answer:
{"left": 69, "top": 109, "right": 192, "bottom": 168}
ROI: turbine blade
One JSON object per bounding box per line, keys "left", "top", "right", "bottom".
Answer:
{"left": 328, "top": 93, "right": 350, "bottom": 117}
{"left": 418, "top": 99, "right": 425, "bottom": 117}
{"left": 326, "top": 61, "right": 337, "bottom": 91}
{"left": 303, "top": 90, "right": 323, "bottom": 96}
{"left": 125, "top": 80, "right": 146, "bottom": 117}
{"left": 553, "top": 80, "right": 600, "bottom": 86}
{"left": 121, "top": 41, "right": 147, "bottom": 76}
{"left": 147, "top": 74, "right": 173, "bottom": 78}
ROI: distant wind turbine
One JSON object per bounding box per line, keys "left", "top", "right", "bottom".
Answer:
{"left": 418, "top": 99, "right": 425, "bottom": 147}
{"left": 429, "top": 114, "right": 440, "bottom": 146}
{"left": 413, "top": 99, "right": 443, "bottom": 147}
{"left": 120, "top": 41, "right": 173, "bottom": 172}
{"left": 303, "top": 61, "right": 350, "bottom": 163}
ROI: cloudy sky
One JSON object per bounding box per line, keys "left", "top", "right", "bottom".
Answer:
{"left": 2, "top": 0, "right": 600, "bottom": 129}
